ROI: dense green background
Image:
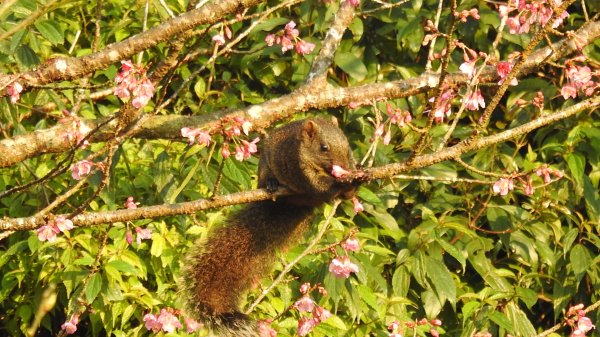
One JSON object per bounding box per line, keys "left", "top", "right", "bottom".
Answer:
{"left": 1, "top": 0, "right": 599, "bottom": 336}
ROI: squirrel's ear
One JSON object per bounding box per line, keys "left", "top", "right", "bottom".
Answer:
{"left": 330, "top": 116, "right": 339, "bottom": 127}
{"left": 303, "top": 120, "right": 319, "bottom": 139}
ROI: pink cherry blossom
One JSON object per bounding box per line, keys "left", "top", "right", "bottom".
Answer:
{"left": 6, "top": 81, "right": 23, "bottom": 103}
{"left": 295, "top": 39, "right": 316, "bottom": 55}
{"left": 578, "top": 316, "right": 595, "bottom": 333}
{"left": 265, "top": 34, "right": 276, "bottom": 46}
{"left": 126, "top": 230, "right": 133, "bottom": 245}
{"left": 37, "top": 224, "right": 60, "bottom": 242}
{"left": 492, "top": 177, "right": 514, "bottom": 196}
{"left": 212, "top": 34, "right": 226, "bottom": 46}
{"left": 345, "top": 0, "right": 360, "bottom": 7}
{"left": 430, "top": 328, "right": 440, "bottom": 337}
{"left": 300, "top": 282, "right": 311, "bottom": 294}
{"left": 388, "top": 321, "right": 400, "bottom": 331}
{"left": 561, "top": 83, "right": 578, "bottom": 99}
{"left": 342, "top": 237, "right": 360, "bottom": 252}
{"left": 61, "top": 314, "right": 80, "bottom": 334}
{"left": 135, "top": 227, "right": 152, "bottom": 245}
{"left": 71, "top": 160, "right": 94, "bottom": 180}
{"left": 464, "top": 89, "right": 486, "bottom": 111}
{"left": 114, "top": 60, "right": 155, "bottom": 108}
{"left": 184, "top": 317, "right": 203, "bottom": 333}
{"left": 54, "top": 216, "right": 74, "bottom": 232}
{"left": 459, "top": 59, "right": 477, "bottom": 79}
{"left": 221, "top": 145, "right": 231, "bottom": 158}
{"left": 298, "top": 317, "right": 318, "bottom": 336}
{"left": 313, "top": 306, "right": 332, "bottom": 322}
{"left": 157, "top": 309, "right": 182, "bottom": 333}
{"left": 294, "top": 296, "right": 315, "bottom": 312}
{"left": 329, "top": 255, "right": 359, "bottom": 278}
{"left": 258, "top": 320, "right": 277, "bottom": 337}
{"left": 124, "top": 196, "right": 140, "bottom": 209}
{"left": 497, "top": 61, "right": 518, "bottom": 85}
{"left": 430, "top": 318, "right": 442, "bottom": 326}
{"left": 143, "top": 313, "right": 162, "bottom": 332}
{"left": 523, "top": 176, "right": 534, "bottom": 196}
{"left": 331, "top": 165, "right": 351, "bottom": 178}
{"left": 571, "top": 329, "right": 585, "bottom": 337}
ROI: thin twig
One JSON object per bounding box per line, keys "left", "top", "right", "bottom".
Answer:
{"left": 245, "top": 199, "right": 342, "bottom": 313}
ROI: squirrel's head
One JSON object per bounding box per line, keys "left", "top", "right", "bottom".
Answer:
{"left": 299, "top": 118, "right": 356, "bottom": 201}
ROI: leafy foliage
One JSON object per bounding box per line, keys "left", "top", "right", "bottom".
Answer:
{"left": 0, "top": 0, "right": 599, "bottom": 336}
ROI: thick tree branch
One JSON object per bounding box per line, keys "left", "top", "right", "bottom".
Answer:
{"left": 0, "top": 0, "right": 263, "bottom": 89}
{"left": 1, "top": 95, "right": 597, "bottom": 232}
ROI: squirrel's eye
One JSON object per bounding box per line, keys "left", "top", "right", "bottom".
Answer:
{"left": 320, "top": 143, "right": 330, "bottom": 152}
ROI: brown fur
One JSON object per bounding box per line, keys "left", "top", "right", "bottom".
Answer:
{"left": 182, "top": 118, "right": 356, "bottom": 336}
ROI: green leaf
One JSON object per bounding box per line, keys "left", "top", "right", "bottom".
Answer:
{"left": 105, "top": 260, "right": 136, "bottom": 274}
{"left": 356, "top": 284, "right": 379, "bottom": 313}
{"left": 334, "top": 52, "right": 367, "bottom": 81}
{"left": 565, "top": 153, "right": 585, "bottom": 190}
{"left": 34, "top": 20, "right": 64, "bottom": 45}
{"left": 570, "top": 244, "right": 592, "bottom": 278}
{"left": 251, "top": 17, "right": 290, "bottom": 32}
{"left": 348, "top": 17, "right": 364, "bottom": 41}
{"left": 85, "top": 272, "right": 103, "bottom": 303}
{"left": 506, "top": 301, "right": 536, "bottom": 336}
{"left": 15, "top": 45, "right": 39, "bottom": 69}
{"left": 194, "top": 78, "right": 206, "bottom": 99}
{"left": 425, "top": 257, "right": 456, "bottom": 305}
{"left": 150, "top": 234, "right": 165, "bottom": 257}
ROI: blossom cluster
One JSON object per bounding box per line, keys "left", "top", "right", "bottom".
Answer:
{"left": 265, "top": 21, "right": 315, "bottom": 55}
{"left": 561, "top": 57, "right": 598, "bottom": 99}
{"left": 37, "top": 216, "right": 74, "bottom": 242}
{"left": 294, "top": 283, "right": 332, "bottom": 336}
{"left": 71, "top": 160, "right": 96, "bottom": 180}
{"left": 492, "top": 164, "right": 564, "bottom": 196}
{"left": 329, "top": 236, "right": 360, "bottom": 278}
{"left": 60, "top": 110, "right": 91, "bottom": 147}
{"left": 5, "top": 81, "right": 23, "bottom": 103}
{"left": 330, "top": 165, "right": 364, "bottom": 213}
{"left": 567, "top": 304, "right": 596, "bottom": 337}
{"left": 143, "top": 309, "right": 202, "bottom": 334}
{"left": 388, "top": 317, "right": 443, "bottom": 337}
{"left": 212, "top": 26, "right": 233, "bottom": 46}
{"left": 114, "top": 60, "right": 155, "bottom": 108}
{"left": 374, "top": 103, "right": 413, "bottom": 144}
{"left": 499, "top": 0, "right": 569, "bottom": 35}
{"left": 181, "top": 116, "right": 259, "bottom": 162}
{"left": 61, "top": 314, "right": 80, "bottom": 334}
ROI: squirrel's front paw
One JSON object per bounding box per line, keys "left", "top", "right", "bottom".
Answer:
{"left": 265, "top": 178, "right": 280, "bottom": 193}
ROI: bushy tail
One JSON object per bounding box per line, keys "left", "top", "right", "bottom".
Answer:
{"left": 181, "top": 200, "right": 314, "bottom": 336}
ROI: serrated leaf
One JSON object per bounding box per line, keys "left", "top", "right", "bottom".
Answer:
{"left": 34, "top": 20, "right": 64, "bottom": 45}
{"left": 506, "top": 301, "right": 536, "bottom": 336}
{"left": 251, "top": 17, "right": 290, "bottom": 33}
{"left": 356, "top": 284, "right": 379, "bottom": 312}
{"left": 488, "top": 310, "right": 513, "bottom": 331}
{"left": 85, "top": 272, "right": 103, "bottom": 303}
{"left": 425, "top": 257, "right": 456, "bottom": 305}
{"left": 334, "top": 52, "right": 367, "bottom": 81}
{"left": 150, "top": 234, "right": 165, "bottom": 257}
{"left": 570, "top": 244, "right": 592, "bottom": 277}
{"left": 106, "top": 260, "right": 136, "bottom": 274}
{"left": 15, "top": 45, "right": 39, "bottom": 69}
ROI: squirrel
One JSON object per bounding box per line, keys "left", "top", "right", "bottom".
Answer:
{"left": 181, "top": 117, "right": 356, "bottom": 337}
